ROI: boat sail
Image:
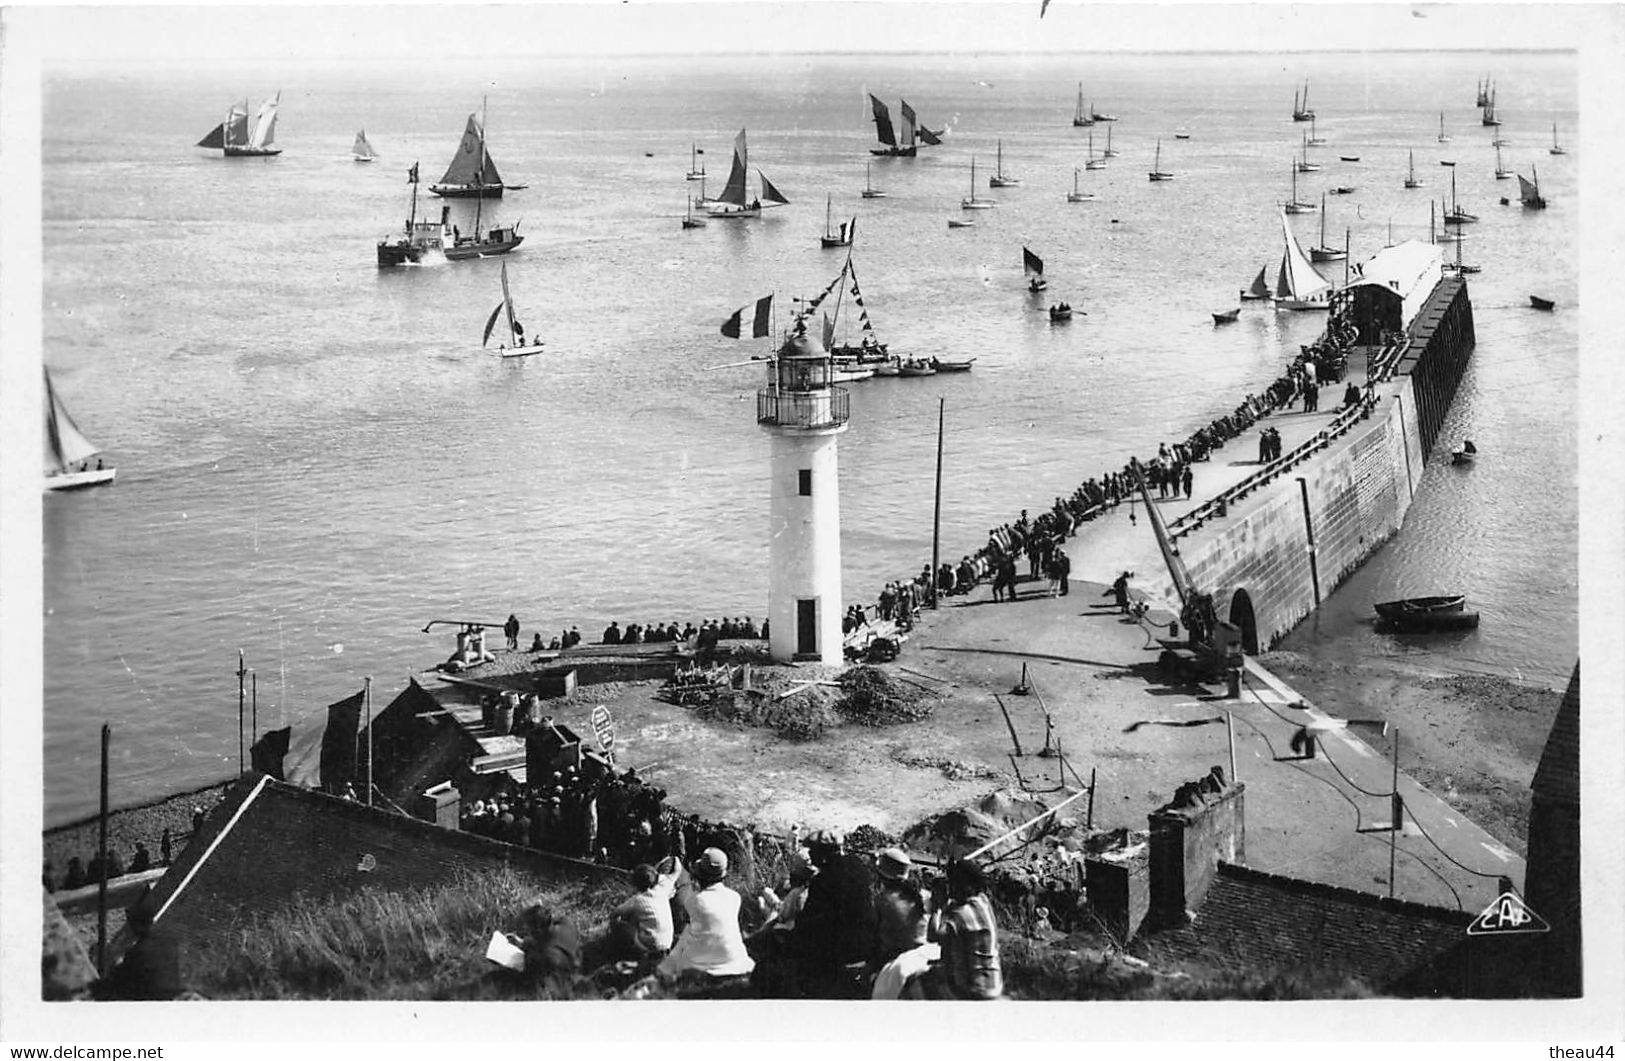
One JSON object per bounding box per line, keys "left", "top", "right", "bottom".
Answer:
{"left": 44, "top": 368, "right": 115, "bottom": 491}
{"left": 1519, "top": 166, "right": 1547, "bottom": 209}
{"left": 352, "top": 129, "right": 377, "bottom": 163}
{"left": 961, "top": 157, "right": 996, "bottom": 209}
{"left": 431, "top": 106, "right": 507, "bottom": 198}
{"left": 1273, "top": 209, "right": 1331, "bottom": 311}
{"left": 1285, "top": 161, "right": 1315, "bottom": 214}
{"left": 1404, "top": 149, "right": 1424, "bottom": 189}
{"left": 1024, "top": 247, "right": 1047, "bottom": 292}
{"left": 1084, "top": 130, "right": 1106, "bottom": 170}
{"left": 1072, "top": 83, "right": 1093, "bottom": 127}
{"left": 483, "top": 262, "right": 542, "bottom": 357}
{"left": 1310, "top": 194, "right": 1346, "bottom": 262}
{"left": 1482, "top": 85, "right": 1501, "bottom": 127}
{"left": 1240, "top": 266, "right": 1274, "bottom": 302}
{"left": 1476, "top": 76, "right": 1490, "bottom": 108}
{"left": 1292, "top": 80, "right": 1314, "bottom": 122}
{"left": 821, "top": 195, "right": 855, "bottom": 248}
{"left": 868, "top": 94, "right": 915, "bottom": 156}
{"left": 862, "top": 162, "right": 886, "bottom": 199}
{"left": 708, "top": 129, "right": 790, "bottom": 217}
{"left": 687, "top": 143, "right": 706, "bottom": 181}
{"left": 1103, "top": 124, "right": 1120, "bottom": 158}
{"left": 1550, "top": 122, "right": 1567, "bottom": 156}
{"left": 1148, "top": 139, "right": 1173, "bottom": 181}
{"left": 1495, "top": 143, "right": 1512, "bottom": 180}
{"left": 198, "top": 93, "right": 281, "bottom": 157}
{"left": 989, "top": 139, "right": 1022, "bottom": 187}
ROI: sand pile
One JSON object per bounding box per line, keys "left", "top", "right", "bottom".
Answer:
{"left": 835, "top": 666, "right": 937, "bottom": 726}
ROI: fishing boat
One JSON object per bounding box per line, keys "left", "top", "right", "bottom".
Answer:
{"left": 1374, "top": 595, "right": 1466, "bottom": 620}
{"left": 1048, "top": 303, "right": 1075, "bottom": 322}
{"left": 686, "top": 143, "right": 705, "bottom": 181}
{"left": 930, "top": 357, "right": 975, "bottom": 373}
{"left": 1147, "top": 139, "right": 1174, "bottom": 182}
{"left": 1330, "top": 186, "right": 1357, "bottom": 195}
{"left": 377, "top": 163, "right": 448, "bottom": 266}
{"left": 868, "top": 96, "right": 941, "bottom": 157}
{"left": 821, "top": 196, "right": 855, "bottom": 248}
{"left": 1494, "top": 144, "right": 1512, "bottom": 180}
{"left": 1436, "top": 112, "right": 1451, "bottom": 145}
{"left": 1174, "top": 130, "right": 1192, "bottom": 140}
{"left": 1550, "top": 122, "right": 1567, "bottom": 156}
{"left": 197, "top": 92, "right": 281, "bottom": 157}
{"left": 1519, "top": 166, "right": 1548, "bottom": 210}
{"left": 1212, "top": 308, "right": 1241, "bottom": 324}
{"left": 431, "top": 103, "right": 508, "bottom": 198}
{"left": 989, "top": 140, "right": 1022, "bottom": 187}
{"left": 1296, "top": 131, "right": 1321, "bottom": 173}
{"left": 1530, "top": 295, "right": 1555, "bottom": 311}
{"left": 1067, "top": 167, "right": 1096, "bottom": 203}
{"left": 1284, "top": 161, "right": 1316, "bottom": 214}
{"left": 962, "top": 157, "right": 996, "bottom": 209}
{"left": 824, "top": 257, "right": 892, "bottom": 363}
{"left": 1450, "top": 440, "right": 1478, "bottom": 465}
{"left": 682, "top": 190, "right": 706, "bottom": 229}
{"left": 1482, "top": 86, "right": 1501, "bottom": 127}
{"left": 483, "top": 262, "right": 543, "bottom": 358}
{"left": 948, "top": 218, "right": 976, "bottom": 229}
{"left": 1309, "top": 195, "right": 1346, "bottom": 262}
{"left": 1272, "top": 209, "right": 1331, "bottom": 311}
{"left": 1084, "top": 130, "right": 1106, "bottom": 171}
{"left": 1307, "top": 116, "right": 1326, "bottom": 147}
{"left": 1103, "top": 124, "right": 1120, "bottom": 158}
{"left": 1292, "top": 80, "right": 1314, "bottom": 122}
{"left": 862, "top": 162, "right": 887, "bottom": 199}
{"left": 1444, "top": 168, "right": 1478, "bottom": 225}
{"left": 1239, "top": 266, "right": 1274, "bottom": 303}
{"left": 897, "top": 357, "right": 937, "bottom": 377}
{"left": 1339, "top": 155, "right": 1360, "bottom": 163}
{"left": 44, "top": 368, "right": 115, "bottom": 491}
{"left": 1024, "top": 247, "right": 1047, "bottom": 292}
{"left": 1476, "top": 77, "right": 1491, "bottom": 108}
{"left": 1072, "top": 84, "right": 1094, "bottom": 127}
{"left": 1091, "top": 105, "right": 1118, "bottom": 122}
{"left": 708, "top": 129, "right": 790, "bottom": 218}
{"left": 1403, "top": 149, "right": 1424, "bottom": 189}
{"left": 352, "top": 130, "right": 377, "bottom": 163}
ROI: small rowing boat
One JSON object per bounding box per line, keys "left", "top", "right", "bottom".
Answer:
{"left": 1212, "top": 308, "right": 1240, "bottom": 324}
{"left": 930, "top": 357, "right": 975, "bottom": 373}
{"left": 1374, "top": 595, "right": 1465, "bottom": 620}
{"left": 1530, "top": 295, "right": 1555, "bottom": 311}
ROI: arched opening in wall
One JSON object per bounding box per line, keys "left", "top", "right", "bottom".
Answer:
{"left": 1229, "top": 589, "right": 1260, "bottom": 655}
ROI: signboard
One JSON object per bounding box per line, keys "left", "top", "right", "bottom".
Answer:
{"left": 589, "top": 705, "right": 616, "bottom": 753}
{"left": 1467, "top": 891, "right": 1550, "bottom": 936}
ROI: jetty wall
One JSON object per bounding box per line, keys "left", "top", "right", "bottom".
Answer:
{"left": 1152, "top": 279, "right": 1473, "bottom": 651}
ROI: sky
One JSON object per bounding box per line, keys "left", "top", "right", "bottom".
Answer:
{"left": 1, "top": 1, "right": 1618, "bottom": 66}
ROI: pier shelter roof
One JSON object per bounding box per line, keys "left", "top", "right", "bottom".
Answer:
{"left": 1346, "top": 241, "right": 1443, "bottom": 322}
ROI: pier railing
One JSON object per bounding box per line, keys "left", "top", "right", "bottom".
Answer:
{"left": 1167, "top": 391, "right": 1379, "bottom": 543}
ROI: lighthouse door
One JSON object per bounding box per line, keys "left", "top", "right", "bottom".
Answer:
{"left": 796, "top": 599, "right": 818, "bottom": 656}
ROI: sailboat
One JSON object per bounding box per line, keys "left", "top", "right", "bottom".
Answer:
{"left": 682, "top": 189, "right": 706, "bottom": 229}
{"left": 989, "top": 140, "right": 1022, "bottom": 187}
{"left": 1494, "top": 144, "right": 1512, "bottom": 180}
{"left": 1476, "top": 77, "right": 1491, "bottom": 108}
{"left": 44, "top": 368, "right": 115, "bottom": 491}
{"left": 1084, "top": 130, "right": 1106, "bottom": 171}
{"left": 821, "top": 196, "right": 855, "bottom": 248}
{"left": 1447, "top": 229, "right": 1481, "bottom": 276}
{"left": 862, "top": 162, "right": 887, "bottom": 199}
{"left": 1307, "top": 115, "right": 1326, "bottom": 147}
{"left": 1273, "top": 209, "right": 1331, "bottom": 311}
{"left": 1482, "top": 85, "right": 1501, "bottom": 127}
{"left": 1024, "top": 247, "right": 1048, "bottom": 292}
{"left": 1404, "top": 149, "right": 1424, "bottom": 189}
{"left": 1550, "top": 122, "right": 1567, "bottom": 156}
{"left": 1102, "top": 124, "right": 1120, "bottom": 158}
{"left": 1292, "top": 80, "right": 1315, "bottom": 122}
{"left": 708, "top": 129, "right": 791, "bottom": 217}
{"left": 352, "top": 130, "right": 377, "bottom": 163}
{"left": 1148, "top": 139, "right": 1174, "bottom": 181}
{"left": 197, "top": 92, "right": 282, "bottom": 157}
{"left": 1067, "top": 167, "right": 1095, "bottom": 202}
{"left": 825, "top": 257, "right": 892, "bottom": 363}
{"left": 1284, "top": 161, "right": 1316, "bottom": 214}
{"left": 431, "top": 104, "right": 508, "bottom": 198}
{"left": 1519, "top": 166, "right": 1547, "bottom": 210}
{"left": 378, "top": 162, "right": 448, "bottom": 266}
{"left": 1090, "top": 103, "right": 1118, "bottom": 122}
{"left": 1437, "top": 112, "right": 1451, "bottom": 144}
{"left": 961, "top": 157, "right": 996, "bottom": 209}
{"left": 1072, "top": 83, "right": 1094, "bottom": 127}
{"left": 687, "top": 143, "right": 706, "bottom": 181}
{"left": 1296, "top": 131, "right": 1321, "bottom": 173}
{"left": 1444, "top": 168, "right": 1478, "bottom": 225}
{"left": 483, "top": 262, "right": 543, "bottom": 357}
{"left": 1309, "top": 194, "right": 1346, "bottom": 262}
{"left": 867, "top": 97, "right": 941, "bottom": 157}
{"left": 1240, "top": 266, "right": 1274, "bottom": 303}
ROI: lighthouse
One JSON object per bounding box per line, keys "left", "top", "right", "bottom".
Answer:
{"left": 756, "top": 319, "right": 850, "bottom": 664}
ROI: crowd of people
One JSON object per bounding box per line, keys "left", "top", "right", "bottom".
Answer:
{"left": 597, "top": 617, "right": 765, "bottom": 647}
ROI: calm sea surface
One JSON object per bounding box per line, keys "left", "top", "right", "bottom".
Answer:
{"left": 38, "top": 52, "right": 1577, "bottom": 824}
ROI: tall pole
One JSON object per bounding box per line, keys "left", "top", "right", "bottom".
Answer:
{"left": 930, "top": 397, "right": 944, "bottom": 608}
{"left": 251, "top": 670, "right": 258, "bottom": 751}
{"left": 364, "top": 677, "right": 374, "bottom": 808}
{"left": 1389, "top": 727, "right": 1401, "bottom": 899}
{"left": 1226, "top": 710, "right": 1238, "bottom": 784}
{"left": 96, "top": 723, "right": 110, "bottom": 976}
{"left": 236, "top": 650, "right": 246, "bottom": 776}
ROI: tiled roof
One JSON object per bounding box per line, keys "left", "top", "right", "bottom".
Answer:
{"left": 1135, "top": 862, "right": 1472, "bottom": 994}
{"left": 1531, "top": 662, "right": 1580, "bottom": 806}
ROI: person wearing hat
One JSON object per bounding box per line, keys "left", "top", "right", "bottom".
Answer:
{"left": 505, "top": 903, "right": 582, "bottom": 999}
{"left": 657, "top": 848, "right": 754, "bottom": 983}
{"left": 870, "top": 847, "right": 938, "bottom": 1001}
{"left": 794, "top": 829, "right": 878, "bottom": 999}
{"left": 926, "top": 859, "right": 1003, "bottom": 1000}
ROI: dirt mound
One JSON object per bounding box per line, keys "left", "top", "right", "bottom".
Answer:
{"left": 900, "top": 788, "right": 1058, "bottom": 861}
{"left": 695, "top": 685, "right": 839, "bottom": 742}
{"left": 835, "top": 666, "right": 937, "bottom": 726}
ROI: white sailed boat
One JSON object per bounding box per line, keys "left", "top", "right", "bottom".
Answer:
{"left": 1285, "top": 161, "right": 1316, "bottom": 214}
{"left": 1147, "top": 139, "right": 1174, "bottom": 181}
{"left": 1273, "top": 209, "right": 1331, "bottom": 311}
{"left": 1494, "top": 143, "right": 1512, "bottom": 180}
{"left": 861, "top": 162, "right": 887, "bottom": 199}
{"left": 708, "top": 129, "right": 790, "bottom": 217}
{"left": 687, "top": 143, "right": 706, "bottom": 181}
{"left": 44, "top": 368, "right": 115, "bottom": 491}
{"left": 1550, "top": 122, "right": 1567, "bottom": 156}
{"left": 1067, "top": 167, "right": 1095, "bottom": 202}
{"left": 1103, "top": 123, "right": 1120, "bottom": 158}
{"left": 1404, "top": 149, "right": 1424, "bottom": 189}
{"left": 352, "top": 129, "right": 377, "bottom": 162}
{"left": 1084, "top": 130, "right": 1106, "bottom": 171}
{"left": 962, "top": 157, "right": 996, "bottom": 209}
{"left": 1309, "top": 194, "right": 1346, "bottom": 262}
{"left": 1437, "top": 112, "right": 1452, "bottom": 144}
{"left": 989, "top": 139, "right": 1022, "bottom": 187}
{"left": 197, "top": 92, "right": 282, "bottom": 157}
{"left": 483, "top": 261, "right": 543, "bottom": 358}
{"left": 1296, "top": 131, "right": 1321, "bottom": 173}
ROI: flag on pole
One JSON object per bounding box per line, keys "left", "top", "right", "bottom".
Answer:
{"left": 408, "top": 162, "right": 419, "bottom": 184}
{"left": 722, "top": 294, "right": 774, "bottom": 338}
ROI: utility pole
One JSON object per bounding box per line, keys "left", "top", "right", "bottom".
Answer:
{"left": 365, "top": 677, "right": 374, "bottom": 808}
{"left": 1389, "top": 728, "right": 1402, "bottom": 899}
{"left": 236, "top": 650, "right": 246, "bottom": 776}
{"left": 96, "top": 723, "right": 110, "bottom": 976}
{"left": 930, "top": 397, "right": 944, "bottom": 608}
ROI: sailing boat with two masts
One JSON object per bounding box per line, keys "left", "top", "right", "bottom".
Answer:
{"left": 708, "top": 129, "right": 790, "bottom": 218}
{"left": 1273, "top": 209, "right": 1331, "bottom": 311}
{"left": 821, "top": 196, "right": 855, "bottom": 248}
{"left": 961, "top": 157, "right": 996, "bottom": 209}
{"left": 1148, "top": 139, "right": 1174, "bottom": 181}
{"left": 431, "top": 103, "right": 511, "bottom": 198}
{"left": 1292, "top": 80, "right": 1315, "bottom": 122}
{"left": 44, "top": 368, "right": 115, "bottom": 491}
{"left": 867, "top": 96, "right": 942, "bottom": 157}
{"left": 1072, "top": 84, "right": 1094, "bottom": 127}
{"left": 1481, "top": 85, "right": 1501, "bottom": 127}
{"left": 989, "top": 140, "right": 1022, "bottom": 187}
{"left": 352, "top": 130, "right": 377, "bottom": 163}
{"left": 483, "top": 262, "right": 543, "bottom": 357}
{"left": 197, "top": 92, "right": 282, "bottom": 157}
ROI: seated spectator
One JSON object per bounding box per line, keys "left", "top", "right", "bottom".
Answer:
{"left": 506, "top": 903, "right": 582, "bottom": 998}
{"left": 657, "top": 848, "right": 755, "bottom": 983}
{"left": 609, "top": 858, "right": 682, "bottom": 968}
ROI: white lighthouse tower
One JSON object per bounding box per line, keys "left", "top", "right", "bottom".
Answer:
{"left": 757, "top": 319, "right": 849, "bottom": 664}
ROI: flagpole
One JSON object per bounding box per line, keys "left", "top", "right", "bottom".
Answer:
{"left": 365, "top": 676, "right": 374, "bottom": 808}
{"left": 931, "top": 397, "right": 945, "bottom": 609}
{"left": 236, "top": 650, "right": 246, "bottom": 776}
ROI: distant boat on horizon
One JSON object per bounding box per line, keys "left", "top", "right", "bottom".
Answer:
{"left": 196, "top": 92, "right": 281, "bottom": 157}
{"left": 1148, "top": 138, "right": 1173, "bottom": 181}
{"left": 351, "top": 129, "right": 376, "bottom": 163}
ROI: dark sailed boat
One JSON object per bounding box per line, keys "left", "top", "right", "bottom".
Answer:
{"left": 197, "top": 93, "right": 282, "bottom": 157}
{"left": 431, "top": 106, "right": 507, "bottom": 198}
{"left": 867, "top": 96, "right": 943, "bottom": 157}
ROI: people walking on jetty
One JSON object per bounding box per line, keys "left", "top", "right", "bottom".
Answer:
{"left": 657, "top": 848, "right": 755, "bottom": 984}
{"left": 925, "top": 859, "right": 1003, "bottom": 1000}
{"left": 1107, "top": 571, "right": 1133, "bottom": 614}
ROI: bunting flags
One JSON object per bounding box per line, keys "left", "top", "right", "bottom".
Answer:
{"left": 722, "top": 294, "right": 774, "bottom": 338}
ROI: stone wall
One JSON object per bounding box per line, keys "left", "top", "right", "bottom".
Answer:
{"left": 1148, "top": 779, "right": 1246, "bottom": 929}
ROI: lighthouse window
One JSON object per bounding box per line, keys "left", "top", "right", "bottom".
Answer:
{"left": 798, "top": 469, "right": 813, "bottom": 496}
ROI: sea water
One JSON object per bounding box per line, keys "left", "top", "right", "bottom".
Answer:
{"left": 36, "top": 51, "right": 1577, "bottom": 824}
